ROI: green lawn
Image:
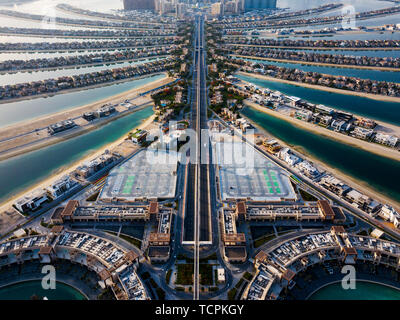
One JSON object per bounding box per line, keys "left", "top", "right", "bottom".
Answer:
{"left": 254, "top": 234, "right": 276, "bottom": 248}
{"left": 175, "top": 264, "right": 193, "bottom": 285}
{"left": 228, "top": 288, "right": 237, "bottom": 300}
{"left": 298, "top": 189, "right": 318, "bottom": 201}
{"left": 199, "top": 264, "right": 213, "bottom": 286}
{"left": 175, "top": 263, "right": 215, "bottom": 286}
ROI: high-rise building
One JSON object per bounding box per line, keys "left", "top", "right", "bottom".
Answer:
{"left": 244, "top": 0, "right": 276, "bottom": 10}
{"left": 123, "top": 0, "right": 156, "bottom": 11}
{"left": 176, "top": 3, "right": 188, "bottom": 18}
{"left": 210, "top": 0, "right": 244, "bottom": 16}
{"left": 155, "top": 0, "right": 179, "bottom": 15}
{"left": 211, "top": 2, "right": 223, "bottom": 16}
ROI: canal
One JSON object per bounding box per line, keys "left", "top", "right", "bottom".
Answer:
{"left": 0, "top": 56, "right": 165, "bottom": 85}
{"left": 0, "top": 73, "right": 164, "bottom": 128}
{"left": 236, "top": 57, "right": 400, "bottom": 83}
{"left": 278, "top": 49, "right": 400, "bottom": 59}
{"left": 241, "top": 106, "right": 400, "bottom": 203}
{"left": 0, "top": 106, "right": 153, "bottom": 203}
{"left": 309, "top": 281, "right": 400, "bottom": 300}
{"left": 237, "top": 74, "right": 400, "bottom": 126}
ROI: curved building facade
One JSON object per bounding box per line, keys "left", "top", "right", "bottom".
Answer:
{"left": 244, "top": 0, "right": 277, "bottom": 10}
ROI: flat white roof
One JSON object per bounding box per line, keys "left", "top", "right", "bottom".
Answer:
{"left": 217, "top": 268, "right": 225, "bottom": 282}
{"left": 215, "top": 142, "right": 296, "bottom": 201}
{"left": 99, "top": 149, "right": 178, "bottom": 201}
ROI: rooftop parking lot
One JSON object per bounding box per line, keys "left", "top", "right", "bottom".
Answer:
{"left": 99, "top": 149, "right": 178, "bottom": 202}
{"left": 215, "top": 142, "right": 296, "bottom": 201}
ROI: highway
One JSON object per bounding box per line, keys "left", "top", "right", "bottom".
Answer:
{"left": 182, "top": 17, "right": 198, "bottom": 243}
{"left": 197, "top": 16, "right": 212, "bottom": 245}
{"left": 190, "top": 14, "right": 212, "bottom": 300}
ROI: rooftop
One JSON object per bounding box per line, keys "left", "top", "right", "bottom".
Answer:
{"left": 215, "top": 142, "right": 296, "bottom": 202}
{"left": 99, "top": 149, "right": 178, "bottom": 202}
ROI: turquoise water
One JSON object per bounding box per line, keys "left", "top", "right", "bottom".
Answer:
{"left": 241, "top": 106, "right": 400, "bottom": 203}
{"left": 0, "top": 36, "right": 105, "bottom": 43}
{"left": 0, "top": 57, "right": 162, "bottom": 85}
{"left": 0, "top": 106, "right": 153, "bottom": 203}
{"left": 0, "top": 280, "right": 86, "bottom": 300}
{"left": 0, "top": 50, "right": 122, "bottom": 62}
{"left": 238, "top": 57, "right": 400, "bottom": 83}
{"left": 0, "top": 73, "right": 164, "bottom": 128}
{"left": 309, "top": 281, "right": 400, "bottom": 300}
{"left": 285, "top": 49, "right": 400, "bottom": 59}
{"left": 277, "top": 0, "right": 393, "bottom": 13}
{"left": 268, "top": 32, "right": 400, "bottom": 41}
{"left": 237, "top": 74, "right": 400, "bottom": 126}
{"left": 291, "top": 30, "right": 400, "bottom": 41}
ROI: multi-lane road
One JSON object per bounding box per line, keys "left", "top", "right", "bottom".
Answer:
{"left": 186, "top": 14, "right": 212, "bottom": 300}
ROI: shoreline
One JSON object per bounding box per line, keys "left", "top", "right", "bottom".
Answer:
{"left": 305, "top": 279, "right": 400, "bottom": 300}
{"left": 244, "top": 100, "right": 400, "bottom": 162}
{"left": 225, "top": 43, "right": 400, "bottom": 51}
{"left": 0, "top": 73, "right": 170, "bottom": 132}
{"left": 0, "top": 32, "right": 170, "bottom": 40}
{"left": 0, "top": 72, "right": 166, "bottom": 105}
{"left": 223, "top": 9, "right": 400, "bottom": 31}
{"left": 0, "top": 278, "right": 89, "bottom": 300}
{"left": 233, "top": 55, "right": 400, "bottom": 73}
{"left": 0, "top": 103, "right": 152, "bottom": 162}
{"left": 240, "top": 109, "right": 400, "bottom": 212}
{"left": 237, "top": 71, "right": 400, "bottom": 103}
{"left": 0, "top": 44, "right": 168, "bottom": 54}
{"left": 0, "top": 55, "right": 169, "bottom": 75}
{"left": 0, "top": 13, "right": 173, "bottom": 32}
{"left": 0, "top": 112, "right": 155, "bottom": 215}
{"left": 55, "top": 6, "right": 165, "bottom": 26}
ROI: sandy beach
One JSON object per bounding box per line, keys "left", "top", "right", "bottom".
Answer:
{"left": 0, "top": 44, "right": 167, "bottom": 54}
{"left": 238, "top": 71, "right": 400, "bottom": 103}
{"left": 226, "top": 43, "right": 400, "bottom": 51}
{"left": 0, "top": 55, "right": 170, "bottom": 75}
{"left": 0, "top": 73, "right": 174, "bottom": 232}
{"left": 240, "top": 112, "right": 400, "bottom": 212}
{"left": 244, "top": 100, "right": 400, "bottom": 162}
{"left": 233, "top": 55, "right": 400, "bottom": 73}
{"left": 0, "top": 113, "right": 156, "bottom": 218}
{"left": 0, "top": 74, "right": 171, "bottom": 138}
{"left": 0, "top": 75, "right": 174, "bottom": 160}
{"left": 0, "top": 32, "right": 170, "bottom": 40}
{"left": 0, "top": 72, "right": 168, "bottom": 105}
{"left": 0, "top": 13, "right": 170, "bottom": 31}
{"left": 0, "top": 102, "right": 152, "bottom": 161}
{"left": 55, "top": 6, "right": 166, "bottom": 26}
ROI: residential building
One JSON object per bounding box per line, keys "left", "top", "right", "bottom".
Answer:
{"left": 14, "top": 190, "right": 49, "bottom": 213}
{"left": 294, "top": 109, "right": 313, "bottom": 122}
{"left": 352, "top": 127, "right": 374, "bottom": 140}
{"left": 374, "top": 132, "right": 398, "bottom": 148}
{"left": 46, "top": 176, "right": 74, "bottom": 200}
{"left": 296, "top": 161, "right": 320, "bottom": 178}
{"left": 378, "top": 205, "right": 400, "bottom": 228}
{"left": 278, "top": 148, "right": 301, "bottom": 166}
